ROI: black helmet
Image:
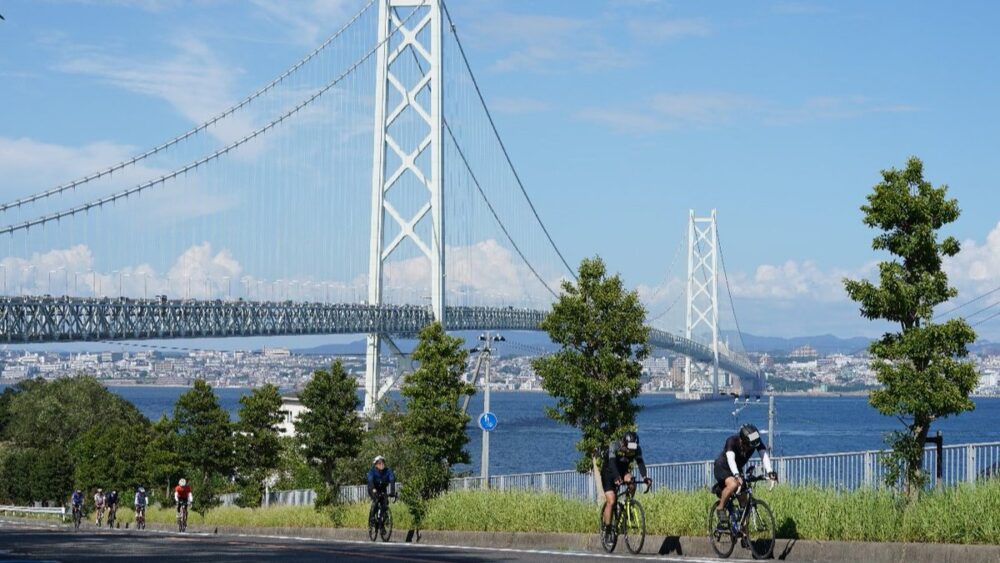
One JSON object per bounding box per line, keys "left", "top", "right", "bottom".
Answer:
{"left": 622, "top": 431, "right": 639, "bottom": 451}
{"left": 740, "top": 424, "right": 762, "bottom": 448}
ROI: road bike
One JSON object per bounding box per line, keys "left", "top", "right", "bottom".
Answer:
{"left": 71, "top": 504, "right": 82, "bottom": 530}
{"left": 177, "top": 501, "right": 189, "bottom": 532}
{"left": 598, "top": 478, "right": 651, "bottom": 554}
{"left": 135, "top": 504, "right": 146, "bottom": 530}
{"left": 107, "top": 504, "right": 117, "bottom": 528}
{"left": 708, "top": 466, "right": 776, "bottom": 559}
{"left": 94, "top": 505, "right": 105, "bottom": 527}
{"left": 368, "top": 491, "right": 394, "bottom": 542}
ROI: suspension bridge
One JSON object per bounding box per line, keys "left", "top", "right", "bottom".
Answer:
{"left": 0, "top": 0, "right": 763, "bottom": 409}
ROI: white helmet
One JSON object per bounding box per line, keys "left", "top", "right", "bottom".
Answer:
{"left": 179, "top": 478, "right": 187, "bottom": 487}
{"left": 372, "top": 455, "right": 386, "bottom": 465}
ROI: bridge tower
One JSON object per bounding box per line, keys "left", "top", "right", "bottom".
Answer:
{"left": 681, "top": 209, "right": 724, "bottom": 399}
{"left": 365, "top": 0, "right": 445, "bottom": 413}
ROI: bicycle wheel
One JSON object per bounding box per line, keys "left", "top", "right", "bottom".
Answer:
{"left": 368, "top": 504, "right": 379, "bottom": 541}
{"left": 598, "top": 501, "right": 618, "bottom": 553}
{"left": 745, "top": 499, "right": 776, "bottom": 559}
{"left": 708, "top": 503, "right": 735, "bottom": 558}
{"left": 622, "top": 498, "right": 646, "bottom": 554}
{"left": 380, "top": 506, "right": 393, "bottom": 542}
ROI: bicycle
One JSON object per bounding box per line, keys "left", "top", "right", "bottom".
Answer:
{"left": 367, "top": 491, "right": 394, "bottom": 542}
{"left": 107, "top": 504, "right": 117, "bottom": 528}
{"left": 598, "top": 478, "right": 651, "bottom": 554}
{"left": 135, "top": 505, "right": 146, "bottom": 530}
{"left": 94, "top": 505, "right": 105, "bottom": 527}
{"left": 177, "top": 501, "right": 189, "bottom": 532}
{"left": 71, "top": 504, "right": 83, "bottom": 530}
{"left": 708, "top": 465, "right": 776, "bottom": 560}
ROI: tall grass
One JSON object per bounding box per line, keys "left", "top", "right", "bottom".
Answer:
{"left": 105, "top": 481, "right": 1000, "bottom": 544}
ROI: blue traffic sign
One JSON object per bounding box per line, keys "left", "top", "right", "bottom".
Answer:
{"left": 479, "top": 411, "right": 498, "bottom": 432}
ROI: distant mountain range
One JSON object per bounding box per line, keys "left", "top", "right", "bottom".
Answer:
{"left": 733, "top": 332, "right": 873, "bottom": 355}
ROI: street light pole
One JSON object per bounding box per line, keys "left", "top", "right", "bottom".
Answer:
{"left": 478, "top": 332, "right": 505, "bottom": 486}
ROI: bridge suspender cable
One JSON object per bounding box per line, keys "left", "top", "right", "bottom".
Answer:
{"left": 0, "top": 4, "right": 423, "bottom": 237}
{"left": 440, "top": 0, "right": 577, "bottom": 282}
{"left": 0, "top": 0, "right": 377, "bottom": 214}
{"left": 716, "top": 229, "right": 748, "bottom": 357}
{"left": 444, "top": 123, "right": 560, "bottom": 299}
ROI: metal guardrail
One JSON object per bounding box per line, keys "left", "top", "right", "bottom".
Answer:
{"left": 223, "top": 442, "right": 1000, "bottom": 507}
{"left": 0, "top": 505, "right": 66, "bottom": 521}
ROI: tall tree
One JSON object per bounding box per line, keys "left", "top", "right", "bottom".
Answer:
{"left": 532, "top": 256, "right": 650, "bottom": 485}
{"left": 173, "top": 379, "right": 235, "bottom": 512}
{"left": 234, "top": 384, "right": 285, "bottom": 507}
{"left": 399, "top": 322, "right": 474, "bottom": 526}
{"left": 297, "top": 361, "right": 363, "bottom": 515}
{"left": 844, "top": 157, "right": 978, "bottom": 493}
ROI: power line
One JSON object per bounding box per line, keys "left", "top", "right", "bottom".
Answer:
{"left": 972, "top": 309, "right": 1000, "bottom": 328}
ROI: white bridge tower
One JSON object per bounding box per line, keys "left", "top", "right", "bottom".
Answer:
{"left": 681, "top": 209, "right": 724, "bottom": 399}
{"left": 365, "top": 0, "right": 445, "bottom": 413}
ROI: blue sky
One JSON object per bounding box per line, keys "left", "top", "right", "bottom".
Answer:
{"left": 1, "top": 0, "right": 999, "bottom": 342}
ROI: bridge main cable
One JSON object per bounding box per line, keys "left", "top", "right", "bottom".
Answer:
{"left": 0, "top": 3, "right": 423, "bottom": 236}
{"left": 0, "top": 0, "right": 377, "bottom": 214}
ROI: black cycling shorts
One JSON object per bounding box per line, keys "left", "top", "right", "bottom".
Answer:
{"left": 714, "top": 461, "right": 737, "bottom": 484}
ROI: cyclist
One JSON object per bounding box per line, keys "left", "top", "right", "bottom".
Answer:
{"left": 601, "top": 430, "right": 651, "bottom": 534}
{"left": 714, "top": 423, "right": 777, "bottom": 524}
{"left": 174, "top": 478, "right": 193, "bottom": 517}
{"left": 70, "top": 489, "right": 84, "bottom": 514}
{"left": 366, "top": 456, "right": 396, "bottom": 522}
{"left": 134, "top": 486, "right": 148, "bottom": 523}
{"left": 93, "top": 488, "right": 106, "bottom": 525}
{"left": 106, "top": 489, "right": 119, "bottom": 525}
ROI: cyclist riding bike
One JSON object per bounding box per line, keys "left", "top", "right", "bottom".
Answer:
{"left": 601, "top": 431, "right": 651, "bottom": 534}
{"left": 714, "top": 424, "right": 777, "bottom": 524}
{"left": 367, "top": 456, "right": 397, "bottom": 515}
{"left": 93, "top": 488, "right": 106, "bottom": 525}
{"left": 174, "top": 478, "right": 193, "bottom": 515}
{"left": 106, "top": 489, "right": 119, "bottom": 525}
{"left": 70, "top": 489, "right": 84, "bottom": 513}
{"left": 134, "top": 486, "right": 148, "bottom": 523}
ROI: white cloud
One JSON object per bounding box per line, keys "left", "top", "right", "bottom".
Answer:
{"left": 55, "top": 37, "right": 255, "bottom": 143}
{"left": 579, "top": 92, "right": 917, "bottom": 133}
{"left": 945, "top": 221, "right": 1000, "bottom": 298}
{"left": 0, "top": 137, "right": 140, "bottom": 200}
{"left": 629, "top": 18, "right": 711, "bottom": 41}
{"left": 490, "top": 96, "right": 550, "bottom": 115}
{"left": 248, "top": 0, "right": 360, "bottom": 47}
{"left": 468, "top": 13, "right": 632, "bottom": 73}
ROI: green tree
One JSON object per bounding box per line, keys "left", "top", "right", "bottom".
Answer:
{"left": 70, "top": 420, "right": 152, "bottom": 498}
{"left": 173, "top": 380, "right": 235, "bottom": 513}
{"left": 297, "top": 361, "right": 363, "bottom": 517}
{"left": 5, "top": 376, "right": 146, "bottom": 449}
{"left": 234, "top": 384, "right": 285, "bottom": 507}
{"left": 399, "top": 322, "right": 474, "bottom": 526}
{"left": 272, "top": 436, "right": 323, "bottom": 491}
{"left": 145, "top": 415, "right": 182, "bottom": 506}
{"left": 532, "top": 256, "right": 650, "bottom": 483}
{"left": 844, "top": 157, "right": 978, "bottom": 494}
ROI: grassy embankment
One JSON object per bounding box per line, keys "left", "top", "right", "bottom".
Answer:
{"left": 109, "top": 480, "right": 1000, "bottom": 544}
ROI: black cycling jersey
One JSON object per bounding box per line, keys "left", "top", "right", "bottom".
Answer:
{"left": 603, "top": 438, "right": 648, "bottom": 484}
{"left": 713, "top": 434, "right": 766, "bottom": 481}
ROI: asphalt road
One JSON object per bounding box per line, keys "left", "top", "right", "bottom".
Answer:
{"left": 0, "top": 521, "right": 751, "bottom": 563}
